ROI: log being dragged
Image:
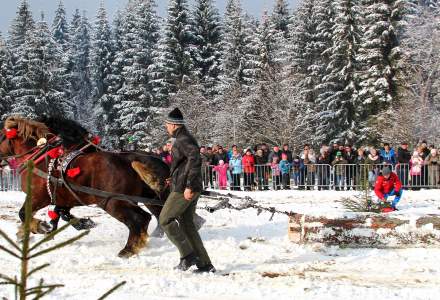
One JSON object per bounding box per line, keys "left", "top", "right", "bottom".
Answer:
{"left": 288, "top": 213, "right": 440, "bottom": 247}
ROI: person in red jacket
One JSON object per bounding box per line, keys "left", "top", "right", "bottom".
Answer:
{"left": 242, "top": 149, "right": 255, "bottom": 191}
{"left": 374, "top": 166, "right": 403, "bottom": 211}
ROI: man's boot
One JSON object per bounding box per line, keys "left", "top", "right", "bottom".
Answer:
{"left": 193, "top": 263, "right": 216, "bottom": 274}
{"left": 174, "top": 253, "right": 200, "bottom": 271}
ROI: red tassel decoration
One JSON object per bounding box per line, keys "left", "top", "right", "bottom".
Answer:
{"left": 48, "top": 210, "right": 59, "bottom": 220}
{"left": 5, "top": 128, "right": 18, "bottom": 139}
{"left": 67, "top": 167, "right": 81, "bottom": 178}
{"left": 47, "top": 147, "right": 64, "bottom": 159}
{"left": 381, "top": 207, "right": 395, "bottom": 213}
{"left": 91, "top": 136, "right": 101, "bottom": 145}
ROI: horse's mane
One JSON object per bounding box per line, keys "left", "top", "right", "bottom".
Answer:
{"left": 37, "top": 116, "right": 90, "bottom": 147}
{"left": 4, "top": 116, "right": 50, "bottom": 141}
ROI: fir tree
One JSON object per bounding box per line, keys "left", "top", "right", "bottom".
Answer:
{"left": 151, "top": 0, "right": 196, "bottom": 103}
{"left": 68, "top": 10, "right": 93, "bottom": 125}
{"left": 91, "top": 2, "right": 112, "bottom": 109}
{"left": 0, "top": 34, "right": 13, "bottom": 117}
{"left": 26, "top": 13, "right": 68, "bottom": 118}
{"left": 8, "top": 0, "right": 35, "bottom": 117}
{"left": 219, "top": 0, "right": 255, "bottom": 91}
{"left": 271, "top": 0, "right": 290, "bottom": 36}
{"left": 316, "top": 0, "right": 361, "bottom": 145}
{"left": 191, "top": 0, "right": 222, "bottom": 97}
{"left": 357, "top": 0, "right": 404, "bottom": 142}
{"left": 117, "top": 0, "right": 161, "bottom": 149}
{"left": 96, "top": 10, "right": 125, "bottom": 148}
{"left": 52, "top": 0, "right": 70, "bottom": 52}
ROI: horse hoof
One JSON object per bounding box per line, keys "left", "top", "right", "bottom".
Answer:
{"left": 71, "top": 218, "right": 97, "bottom": 230}
{"left": 118, "top": 249, "right": 135, "bottom": 258}
{"left": 37, "top": 221, "right": 53, "bottom": 234}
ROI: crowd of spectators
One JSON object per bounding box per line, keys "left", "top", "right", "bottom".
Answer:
{"left": 152, "top": 140, "right": 440, "bottom": 191}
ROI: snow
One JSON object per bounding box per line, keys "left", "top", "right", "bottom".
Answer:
{"left": 1, "top": 189, "right": 440, "bottom": 299}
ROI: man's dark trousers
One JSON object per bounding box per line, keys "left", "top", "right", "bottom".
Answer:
{"left": 159, "top": 192, "right": 211, "bottom": 266}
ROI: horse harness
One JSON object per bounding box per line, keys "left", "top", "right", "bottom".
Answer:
{"left": 16, "top": 138, "right": 164, "bottom": 209}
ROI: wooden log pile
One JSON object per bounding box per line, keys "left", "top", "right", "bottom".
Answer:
{"left": 288, "top": 213, "right": 440, "bottom": 247}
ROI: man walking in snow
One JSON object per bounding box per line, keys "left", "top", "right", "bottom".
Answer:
{"left": 159, "top": 108, "right": 215, "bottom": 273}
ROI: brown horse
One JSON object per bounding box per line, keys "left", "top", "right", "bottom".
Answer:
{"left": 0, "top": 116, "right": 169, "bottom": 257}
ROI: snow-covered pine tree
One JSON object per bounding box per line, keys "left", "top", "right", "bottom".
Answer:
{"left": 90, "top": 2, "right": 112, "bottom": 116}
{"left": 8, "top": 0, "right": 35, "bottom": 117}
{"left": 116, "top": 0, "right": 161, "bottom": 149}
{"left": 151, "top": 0, "right": 196, "bottom": 104}
{"left": 95, "top": 9, "right": 124, "bottom": 149}
{"left": 315, "top": 0, "right": 360, "bottom": 145}
{"left": 271, "top": 0, "right": 290, "bottom": 36}
{"left": 68, "top": 10, "right": 93, "bottom": 125}
{"left": 219, "top": 0, "right": 255, "bottom": 92}
{"left": 356, "top": 0, "right": 404, "bottom": 142}
{"left": 191, "top": 0, "right": 222, "bottom": 97}
{"left": 91, "top": 2, "right": 113, "bottom": 139}
{"left": 52, "top": 0, "right": 69, "bottom": 52}
{"left": 0, "top": 34, "right": 13, "bottom": 118}
{"left": 24, "top": 13, "right": 68, "bottom": 118}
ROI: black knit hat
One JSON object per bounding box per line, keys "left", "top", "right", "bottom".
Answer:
{"left": 165, "top": 108, "right": 185, "bottom": 125}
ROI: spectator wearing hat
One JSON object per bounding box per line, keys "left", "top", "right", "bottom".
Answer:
{"left": 424, "top": 148, "right": 440, "bottom": 186}
{"left": 332, "top": 151, "right": 348, "bottom": 191}
{"left": 374, "top": 166, "right": 403, "bottom": 211}
{"left": 396, "top": 142, "right": 411, "bottom": 186}
{"left": 301, "top": 145, "right": 316, "bottom": 190}
{"left": 205, "top": 147, "right": 216, "bottom": 188}
{"left": 242, "top": 149, "right": 256, "bottom": 191}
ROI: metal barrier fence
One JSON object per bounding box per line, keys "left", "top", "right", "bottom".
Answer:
{"left": 202, "top": 163, "right": 440, "bottom": 191}
{"left": 0, "top": 170, "right": 21, "bottom": 192}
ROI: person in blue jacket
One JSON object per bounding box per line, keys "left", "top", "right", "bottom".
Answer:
{"left": 229, "top": 147, "right": 242, "bottom": 191}
{"left": 279, "top": 153, "right": 292, "bottom": 189}
{"left": 380, "top": 143, "right": 396, "bottom": 166}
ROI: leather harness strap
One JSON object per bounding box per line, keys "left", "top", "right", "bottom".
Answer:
{"left": 32, "top": 168, "right": 164, "bottom": 207}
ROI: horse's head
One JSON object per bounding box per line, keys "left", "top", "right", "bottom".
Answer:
{"left": 0, "top": 116, "right": 51, "bottom": 160}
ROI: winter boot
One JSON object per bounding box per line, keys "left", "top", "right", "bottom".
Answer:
{"left": 174, "top": 253, "right": 200, "bottom": 271}
{"left": 193, "top": 263, "right": 216, "bottom": 274}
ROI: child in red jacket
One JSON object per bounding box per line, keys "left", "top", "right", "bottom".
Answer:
{"left": 374, "top": 166, "right": 403, "bottom": 211}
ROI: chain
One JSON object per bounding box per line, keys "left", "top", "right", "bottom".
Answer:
{"left": 46, "top": 158, "right": 56, "bottom": 204}
{"left": 200, "top": 194, "right": 295, "bottom": 221}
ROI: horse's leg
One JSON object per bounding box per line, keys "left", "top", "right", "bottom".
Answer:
{"left": 54, "top": 206, "right": 97, "bottom": 230}
{"left": 145, "top": 204, "right": 165, "bottom": 238}
{"left": 17, "top": 200, "right": 52, "bottom": 239}
{"left": 104, "top": 200, "right": 152, "bottom": 258}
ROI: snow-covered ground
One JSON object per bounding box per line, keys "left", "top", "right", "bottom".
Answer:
{"left": 1, "top": 190, "right": 440, "bottom": 300}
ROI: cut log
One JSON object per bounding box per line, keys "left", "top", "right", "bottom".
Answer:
{"left": 288, "top": 213, "right": 440, "bottom": 247}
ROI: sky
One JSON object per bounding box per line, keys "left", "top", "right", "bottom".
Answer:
{"left": 0, "top": 0, "right": 299, "bottom": 35}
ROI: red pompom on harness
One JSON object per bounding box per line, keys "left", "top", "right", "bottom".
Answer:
{"left": 47, "top": 147, "right": 64, "bottom": 159}
{"left": 67, "top": 167, "right": 81, "bottom": 178}
{"left": 5, "top": 128, "right": 18, "bottom": 139}
{"left": 48, "top": 210, "right": 59, "bottom": 220}
{"left": 91, "top": 136, "right": 101, "bottom": 145}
